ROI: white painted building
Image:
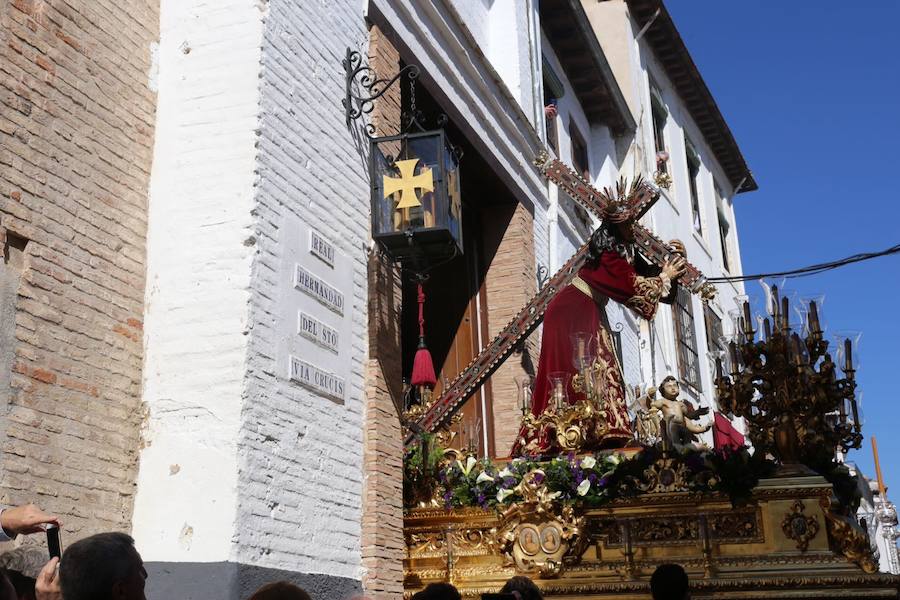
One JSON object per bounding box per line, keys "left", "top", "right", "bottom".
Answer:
{"left": 131, "top": 0, "right": 756, "bottom": 597}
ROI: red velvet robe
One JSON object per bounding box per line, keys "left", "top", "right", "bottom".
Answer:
{"left": 516, "top": 250, "right": 672, "bottom": 454}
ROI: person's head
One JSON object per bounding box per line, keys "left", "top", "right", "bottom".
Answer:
{"left": 614, "top": 221, "right": 636, "bottom": 243}
{"left": 247, "top": 581, "right": 312, "bottom": 600}
{"left": 500, "top": 575, "right": 543, "bottom": 600}
{"left": 59, "top": 532, "right": 147, "bottom": 600}
{"left": 4, "top": 570, "right": 34, "bottom": 600}
{"left": 0, "top": 546, "right": 45, "bottom": 600}
{"left": 0, "top": 570, "right": 17, "bottom": 600}
{"left": 650, "top": 563, "right": 690, "bottom": 600}
{"left": 659, "top": 376, "right": 679, "bottom": 400}
{"left": 410, "top": 582, "right": 461, "bottom": 600}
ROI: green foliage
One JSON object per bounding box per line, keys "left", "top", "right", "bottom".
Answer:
{"left": 403, "top": 436, "right": 792, "bottom": 510}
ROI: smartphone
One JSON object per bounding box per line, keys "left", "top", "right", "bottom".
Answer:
{"left": 46, "top": 524, "right": 61, "bottom": 559}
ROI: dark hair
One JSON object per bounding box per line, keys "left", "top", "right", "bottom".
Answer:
{"left": 650, "top": 563, "right": 689, "bottom": 600}
{"left": 0, "top": 569, "right": 16, "bottom": 600}
{"left": 500, "top": 575, "right": 543, "bottom": 600}
{"left": 5, "top": 569, "right": 35, "bottom": 600}
{"left": 659, "top": 375, "right": 678, "bottom": 389}
{"left": 410, "top": 582, "right": 462, "bottom": 600}
{"left": 247, "top": 581, "right": 312, "bottom": 600}
{"left": 585, "top": 222, "right": 629, "bottom": 268}
{"left": 59, "top": 532, "right": 141, "bottom": 600}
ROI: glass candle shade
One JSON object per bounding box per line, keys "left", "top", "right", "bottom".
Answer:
{"left": 548, "top": 372, "right": 570, "bottom": 411}
{"left": 833, "top": 331, "right": 862, "bottom": 373}
{"left": 515, "top": 374, "right": 533, "bottom": 416}
{"left": 570, "top": 332, "right": 597, "bottom": 371}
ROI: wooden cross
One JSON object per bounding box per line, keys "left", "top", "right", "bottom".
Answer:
{"left": 404, "top": 154, "right": 716, "bottom": 445}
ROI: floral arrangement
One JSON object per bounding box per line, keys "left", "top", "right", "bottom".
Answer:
{"left": 404, "top": 438, "right": 781, "bottom": 510}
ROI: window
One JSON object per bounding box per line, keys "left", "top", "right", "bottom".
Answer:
{"left": 715, "top": 184, "right": 731, "bottom": 272}
{"left": 570, "top": 121, "right": 589, "bottom": 180}
{"left": 685, "top": 136, "right": 703, "bottom": 235}
{"left": 703, "top": 304, "right": 723, "bottom": 355}
{"left": 673, "top": 287, "right": 701, "bottom": 390}
{"left": 650, "top": 84, "right": 668, "bottom": 173}
{"left": 542, "top": 56, "right": 565, "bottom": 155}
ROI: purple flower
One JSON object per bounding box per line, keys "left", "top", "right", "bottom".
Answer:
{"left": 588, "top": 473, "right": 598, "bottom": 484}
{"left": 574, "top": 470, "right": 584, "bottom": 485}
{"left": 477, "top": 492, "right": 487, "bottom": 508}
{"left": 533, "top": 472, "right": 545, "bottom": 484}
{"left": 567, "top": 452, "right": 576, "bottom": 463}
{"left": 685, "top": 453, "right": 704, "bottom": 471}
{"left": 598, "top": 476, "right": 610, "bottom": 488}
{"left": 503, "top": 477, "right": 517, "bottom": 488}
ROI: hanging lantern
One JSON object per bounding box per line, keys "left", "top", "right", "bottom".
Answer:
{"left": 370, "top": 129, "right": 462, "bottom": 264}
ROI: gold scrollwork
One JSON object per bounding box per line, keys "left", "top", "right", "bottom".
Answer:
{"left": 781, "top": 499, "right": 819, "bottom": 552}
{"left": 491, "top": 470, "right": 587, "bottom": 578}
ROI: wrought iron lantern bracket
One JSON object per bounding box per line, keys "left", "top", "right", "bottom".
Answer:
{"left": 342, "top": 47, "right": 451, "bottom": 140}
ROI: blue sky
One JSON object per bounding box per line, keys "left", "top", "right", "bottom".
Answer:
{"left": 665, "top": 1, "right": 900, "bottom": 491}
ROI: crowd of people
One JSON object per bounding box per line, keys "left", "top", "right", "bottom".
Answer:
{"left": 0, "top": 504, "right": 692, "bottom": 600}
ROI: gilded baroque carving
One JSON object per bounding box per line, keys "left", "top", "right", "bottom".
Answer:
{"left": 781, "top": 499, "right": 819, "bottom": 552}
{"left": 491, "top": 470, "right": 587, "bottom": 577}
{"left": 821, "top": 498, "right": 880, "bottom": 574}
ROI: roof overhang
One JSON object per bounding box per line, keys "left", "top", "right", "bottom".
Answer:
{"left": 540, "top": 0, "right": 636, "bottom": 136}
{"left": 625, "top": 0, "right": 758, "bottom": 193}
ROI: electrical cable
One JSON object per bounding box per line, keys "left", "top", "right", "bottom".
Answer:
{"left": 707, "top": 242, "right": 900, "bottom": 283}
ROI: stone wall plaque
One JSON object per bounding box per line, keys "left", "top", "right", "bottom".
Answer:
{"left": 309, "top": 229, "right": 335, "bottom": 267}
{"left": 289, "top": 356, "right": 345, "bottom": 403}
{"left": 298, "top": 311, "right": 339, "bottom": 354}
{"left": 294, "top": 264, "right": 344, "bottom": 315}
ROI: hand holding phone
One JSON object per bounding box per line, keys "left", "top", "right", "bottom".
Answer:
{"left": 46, "top": 524, "right": 61, "bottom": 559}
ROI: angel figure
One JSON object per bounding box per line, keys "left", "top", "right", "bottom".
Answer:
{"left": 640, "top": 376, "right": 711, "bottom": 452}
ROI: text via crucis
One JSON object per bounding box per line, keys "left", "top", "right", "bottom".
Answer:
{"left": 290, "top": 356, "right": 345, "bottom": 403}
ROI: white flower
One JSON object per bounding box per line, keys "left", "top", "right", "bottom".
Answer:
{"left": 580, "top": 456, "right": 596, "bottom": 469}
{"left": 497, "top": 488, "right": 515, "bottom": 503}
{"left": 607, "top": 453, "right": 622, "bottom": 466}
{"left": 498, "top": 468, "right": 514, "bottom": 479}
{"left": 546, "top": 491, "right": 562, "bottom": 501}
{"left": 576, "top": 479, "right": 591, "bottom": 496}
{"left": 476, "top": 471, "right": 495, "bottom": 485}
{"left": 460, "top": 456, "right": 477, "bottom": 476}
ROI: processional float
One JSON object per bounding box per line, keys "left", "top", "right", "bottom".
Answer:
{"left": 399, "top": 156, "right": 898, "bottom": 599}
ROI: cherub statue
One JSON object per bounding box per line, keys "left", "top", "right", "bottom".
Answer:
{"left": 631, "top": 385, "right": 662, "bottom": 446}
{"left": 639, "top": 376, "right": 710, "bottom": 452}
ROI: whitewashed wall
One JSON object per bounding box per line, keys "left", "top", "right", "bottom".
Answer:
{"left": 134, "top": 0, "right": 263, "bottom": 566}
{"left": 238, "top": 0, "right": 369, "bottom": 581}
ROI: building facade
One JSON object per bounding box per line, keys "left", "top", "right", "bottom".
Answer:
{"left": 0, "top": 0, "right": 826, "bottom": 598}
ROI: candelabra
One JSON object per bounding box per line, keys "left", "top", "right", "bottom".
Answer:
{"left": 517, "top": 333, "right": 611, "bottom": 453}
{"left": 714, "top": 287, "right": 862, "bottom": 471}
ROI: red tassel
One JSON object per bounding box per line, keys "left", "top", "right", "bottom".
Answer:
{"left": 410, "top": 281, "right": 436, "bottom": 389}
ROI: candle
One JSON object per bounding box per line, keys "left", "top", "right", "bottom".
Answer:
{"left": 729, "top": 341, "right": 740, "bottom": 375}
{"left": 792, "top": 335, "right": 803, "bottom": 366}
{"left": 809, "top": 300, "right": 820, "bottom": 334}
{"left": 844, "top": 338, "right": 853, "bottom": 372}
{"left": 764, "top": 318, "right": 772, "bottom": 340}
{"left": 850, "top": 397, "right": 861, "bottom": 430}
{"left": 715, "top": 358, "right": 723, "bottom": 380}
{"left": 742, "top": 301, "right": 753, "bottom": 334}
{"left": 781, "top": 296, "right": 789, "bottom": 331}
{"left": 772, "top": 285, "right": 780, "bottom": 320}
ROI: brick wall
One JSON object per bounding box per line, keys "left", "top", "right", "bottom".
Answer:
{"left": 484, "top": 202, "right": 537, "bottom": 456}
{"left": 0, "top": 0, "right": 157, "bottom": 535}
{"left": 361, "top": 24, "right": 406, "bottom": 600}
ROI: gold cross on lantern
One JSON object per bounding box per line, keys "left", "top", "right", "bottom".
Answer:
{"left": 383, "top": 158, "right": 434, "bottom": 209}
